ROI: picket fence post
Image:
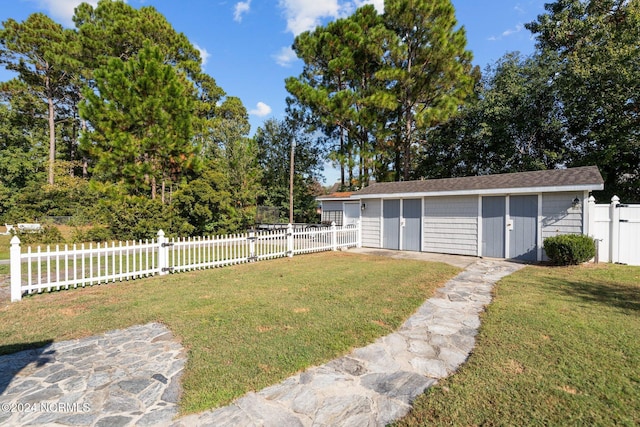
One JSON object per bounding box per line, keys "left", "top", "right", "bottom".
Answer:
{"left": 249, "top": 229, "right": 256, "bottom": 261}
{"left": 10, "top": 235, "right": 22, "bottom": 302}
{"left": 331, "top": 221, "right": 337, "bottom": 251}
{"left": 587, "top": 196, "right": 599, "bottom": 262}
{"left": 287, "top": 223, "right": 294, "bottom": 257}
{"left": 157, "top": 230, "right": 169, "bottom": 275}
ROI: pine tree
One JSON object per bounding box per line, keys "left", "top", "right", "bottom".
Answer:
{"left": 378, "top": 0, "right": 476, "bottom": 180}
{"left": 80, "top": 43, "right": 196, "bottom": 201}
{"left": 286, "top": 5, "right": 392, "bottom": 189}
{"left": 0, "top": 13, "right": 81, "bottom": 185}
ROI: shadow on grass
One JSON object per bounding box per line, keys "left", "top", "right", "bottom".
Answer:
{"left": 553, "top": 277, "right": 640, "bottom": 312}
{"left": 0, "top": 341, "right": 54, "bottom": 394}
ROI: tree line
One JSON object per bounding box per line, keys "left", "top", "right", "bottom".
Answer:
{"left": 1, "top": 0, "right": 638, "bottom": 242}
{"left": 0, "top": 0, "right": 323, "bottom": 240}
{"left": 286, "top": 0, "right": 639, "bottom": 201}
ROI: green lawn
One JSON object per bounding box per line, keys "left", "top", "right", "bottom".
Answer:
{"left": 395, "top": 263, "right": 640, "bottom": 426}
{"left": 0, "top": 251, "right": 460, "bottom": 415}
{"left": 0, "top": 225, "right": 86, "bottom": 261}
{"left": 0, "top": 234, "right": 10, "bottom": 260}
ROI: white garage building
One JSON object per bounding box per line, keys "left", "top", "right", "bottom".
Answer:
{"left": 348, "top": 166, "right": 604, "bottom": 261}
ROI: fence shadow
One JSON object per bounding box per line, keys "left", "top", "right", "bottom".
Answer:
{"left": 556, "top": 277, "right": 640, "bottom": 313}
{"left": 0, "top": 340, "right": 55, "bottom": 394}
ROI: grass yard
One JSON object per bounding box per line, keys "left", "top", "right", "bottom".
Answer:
{"left": 0, "top": 233, "right": 10, "bottom": 260}
{"left": 0, "top": 251, "right": 460, "bottom": 414}
{"left": 395, "top": 263, "right": 640, "bottom": 426}
{"left": 0, "top": 225, "right": 87, "bottom": 261}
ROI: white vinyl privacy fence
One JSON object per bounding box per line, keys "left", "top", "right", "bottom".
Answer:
{"left": 588, "top": 196, "right": 640, "bottom": 266}
{"left": 9, "top": 222, "right": 361, "bottom": 302}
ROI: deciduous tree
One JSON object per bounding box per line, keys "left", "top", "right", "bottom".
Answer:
{"left": 527, "top": 0, "right": 640, "bottom": 200}
{"left": 417, "top": 52, "right": 565, "bottom": 177}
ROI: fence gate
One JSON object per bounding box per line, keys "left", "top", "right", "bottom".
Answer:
{"left": 618, "top": 205, "right": 640, "bottom": 266}
{"left": 589, "top": 196, "right": 640, "bottom": 266}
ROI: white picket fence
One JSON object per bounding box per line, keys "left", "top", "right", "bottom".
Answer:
{"left": 588, "top": 196, "right": 640, "bottom": 266}
{"left": 9, "top": 222, "right": 361, "bottom": 302}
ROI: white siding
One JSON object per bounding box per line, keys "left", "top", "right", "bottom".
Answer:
{"left": 362, "top": 199, "right": 382, "bottom": 248}
{"left": 541, "top": 192, "right": 583, "bottom": 239}
{"left": 424, "top": 196, "right": 478, "bottom": 256}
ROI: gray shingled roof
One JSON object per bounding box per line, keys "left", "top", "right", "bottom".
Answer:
{"left": 352, "top": 166, "right": 604, "bottom": 196}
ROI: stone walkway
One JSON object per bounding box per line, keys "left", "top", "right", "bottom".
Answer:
{"left": 0, "top": 257, "right": 522, "bottom": 426}
{"left": 0, "top": 323, "right": 185, "bottom": 426}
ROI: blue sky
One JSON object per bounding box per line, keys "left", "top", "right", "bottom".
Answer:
{"left": 0, "top": 0, "right": 548, "bottom": 184}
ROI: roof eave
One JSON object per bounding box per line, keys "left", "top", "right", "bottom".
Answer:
{"left": 350, "top": 183, "right": 604, "bottom": 199}
{"left": 316, "top": 197, "right": 355, "bottom": 201}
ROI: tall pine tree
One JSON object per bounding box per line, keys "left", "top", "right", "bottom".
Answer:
{"left": 80, "top": 43, "right": 196, "bottom": 201}
{"left": 286, "top": 5, "right": 392, "bottom": 188}
{"left": 378, "top": 0, "right": 476, "bottom": 180}
{"left": 0, "top": 13, "right": 81, "bottom": 185}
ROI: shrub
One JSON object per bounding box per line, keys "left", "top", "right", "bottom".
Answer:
{"left": 14, "top": 225, "right": 64, "bottom": 245}
{"left": 543, "top": 234, "right": 596, "bottom": 265}
{"left": 98, "top": 196, "right": 193, "bottom": 240}
{"left": 72, "top": 226, "right": 114, "bottom": 243}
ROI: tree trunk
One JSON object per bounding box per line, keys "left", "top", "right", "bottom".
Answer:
{"left": 394, "top": 143, "right": 401, "bottom": 182}
{"left": 151, "top": 175, "right": 156, "bottom": 200}
{"left": 340, "top": 127, "right": 345, "bottom": 188}
{"left": 47, "top": 76, "right": 56, "bottom": 185}
{"left": 403, "top": 109, "right": 412, "bottom": 181}
{"left": 81, "top": 120, "right": 88, "bottom": 178}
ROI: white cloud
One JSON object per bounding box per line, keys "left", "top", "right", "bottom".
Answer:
{"left": 193, "top": 44, "right": 210, "bottom": 66}
{"left": 278, "top": 0, "right": 384, "bottom": 36}
{"left": 488, "top": 24, "right": 524, "bottom": 41}
{"left": 502, "top": 24, "right": 523, "bottom": 37}
{"left": 278, "top": 0, "right": 340, "bottom": 35}
{"left": 29, "top": 0, "right": 98, "bottom": 27}
{"left": 249, "top": 102, "right": 272, "bottom": 117}
{"left": 273, "top": 46, "right": 298, "bottom": 67}
{"left": 234, "top": 0, "right": 251, "bottom": 22}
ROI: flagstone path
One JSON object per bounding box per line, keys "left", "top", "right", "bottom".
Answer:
{"left": 0, "top": 256, "right": 522, "bottom": 426}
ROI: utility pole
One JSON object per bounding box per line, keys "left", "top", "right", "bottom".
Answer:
{"left": 289, "top": 138, "right": 296, "bottom": 224}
